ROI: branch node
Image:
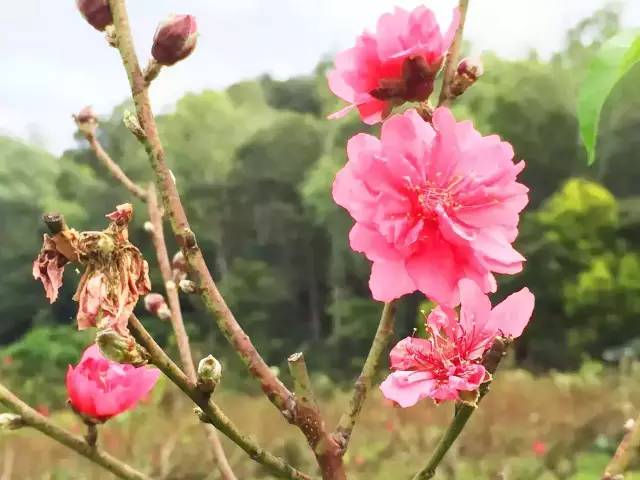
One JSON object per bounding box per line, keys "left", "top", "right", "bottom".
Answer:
{"left": 42, "top": 213, "right": 66, "bottom": 235}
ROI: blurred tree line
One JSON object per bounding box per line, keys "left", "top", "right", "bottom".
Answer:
{"left": 2, "top": 7, "right": 640, "bottom": 403}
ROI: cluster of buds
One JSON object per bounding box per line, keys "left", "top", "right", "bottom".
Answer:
{"left": 76, "top": 3, "right": 198, "bottom": 80}
{"left": 172, "top": 251, "right": 188, "bottom": 283}
{"left": 144, "top": 293, "right": 171, "bottom": 321}
{"left": 449, "top": 57, "right": 484, "bottom": 98}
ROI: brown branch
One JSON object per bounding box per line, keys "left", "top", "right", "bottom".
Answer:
{"left": 107, "top": 1, "right": 344, "bottom": 477}
{"left": 86, "top": 132, "right": 148, "bottom": 202}
{"left": 146, "top": 183, "right": 196, "bottom": 381}
{"left": 80, "top": 128, "right": 234, "bottom": 478}
{"left": 128, "top": 315, "right": 312, "bottom": 480}
{"left": 0, "top": 382, "right": 150, "bottom": 480}
{"left": 438, "top": 0, "right": 470, "bottom": 107}
{"left": 146, "top": 183, "right": 236, "bottom": 480}
{"left": 334, "top": 301, "right": 396, "bottom": 451}
{"left": 602, "top": 413, "right": 640, "bottom": 479}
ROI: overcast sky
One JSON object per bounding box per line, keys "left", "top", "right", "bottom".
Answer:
{"left": 1, "top": 1, "right": 639, "bottom": 155}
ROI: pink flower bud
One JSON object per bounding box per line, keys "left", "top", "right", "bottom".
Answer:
{"left": 76, "top": 0, "right": 113, "bottom": 32}
{"left": 456, "top": 57, "right": 484, "bottom": 80}
{"left": 66, "top": 345, "right": 160, "bottom": 422}
{"left": 144, "top": 293, "right": 171, "bottom": 320}
{"left": 151, "top": 15, "right": 198, "bottom": 66}
{"left": 74, "top": 106, "right": 97, "bottom": 125}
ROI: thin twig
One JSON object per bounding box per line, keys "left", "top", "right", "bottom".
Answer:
{"left": 438, "top": 0, "right": 470, "bottom": 107}
{"left": 334, "top": 301, "right": 396, "bottom": 450}
{"left": 602, "top": 413, "right": 640, "bottom": 479}
{"left": 86, "top": 133, "right": 148, "bottom": 202}
{"left": 147, "top": 183, "right": 196, "bottom": 381}
{"left": 0, "top": 382, "right": 150, "bottom": 480}
{"left": 107, "top": 1, "right": 344, "bottom": 477}
{"left": 146, "top": 183, "right": 236, "bottom": 480}
{"left": 411, "top": 338, "right": 510, "bottom": 480}
{"left": 83, "top": 128, "right": 236, "bottom": 479}
{"left": 127, "top": 314, "right": 312, "bottom": 480}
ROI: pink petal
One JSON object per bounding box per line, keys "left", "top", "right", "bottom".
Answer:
{"left": 389, "top": 337, "right": 433, "bottom": 370}
{"left": 458, "top": 278, "right": 492, "bottom": 330}
{"left": 349, "top": 224, "right": 400, "bottom": 262}
{"left": 487, "top": 288, "right": 535, "bottom": 338}
{"left": 380, "top": 370, "right": 435, "bottom": 408}
{"left": 406, "top": 240, "right": 460, "bottom": 306}
{"left": 369, "top": 260, "right": 416, "bottom": 302}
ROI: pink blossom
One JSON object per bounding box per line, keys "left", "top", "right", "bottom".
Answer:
{"left": 380, "top": 280, "right": 534, "bottom": 407}
{"left": 66, "top": 344, "right": 160, "bottom": 421}
{"left": 33, "top": 235, "right": 69, "bottom": 303}
{"left": 333, "top": 107, "right": 529, "bottom": 305}
{"left": 328, "top": 6, "right": 459, "bottom": 124}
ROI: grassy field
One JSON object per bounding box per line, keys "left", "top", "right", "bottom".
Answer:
{"left": 1, "top": 366, "right": 640, "bottom": 479}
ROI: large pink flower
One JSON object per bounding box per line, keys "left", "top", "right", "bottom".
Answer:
{"left": 380, "top": 280, "right": 534, "bottom": 407}
{"left": 333, "top": 107, "right": 529, "bottom": 305}
{"left": 66, "top": 344, "right": 160, "bottom": 421}
{"left": 328, "top": 6, "right": 459, "bottom": 124}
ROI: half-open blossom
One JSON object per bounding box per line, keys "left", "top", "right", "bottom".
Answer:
{"left": 66, "top": 344, "right": 160, "bottom": 421}
{"left": 333, "top": 108, "right": 529, "bottom": 305}
{"left": 380, "top": 280, "right": 534, "bottom": 407}
{"left": 33, "top": 235, "right": 69, "bottom": 303}
{"left": 328, "top": 6, "right": 459, "bottom": 124}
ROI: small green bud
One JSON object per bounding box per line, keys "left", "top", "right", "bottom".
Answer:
{"left": 197, "top": 355, "right": 222, "bottom": 394}
{"left": 0, "top": 413, "right": 24, "bottom": 431}
{"left": 96, "top": 329, "right": 147, "bottom": 366}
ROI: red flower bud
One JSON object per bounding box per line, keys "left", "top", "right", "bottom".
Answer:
{"left": 76, "top": 0, "right": 113, "bottom": 32}
{"left": 75, "top": 106, "right": 97, "bottom": 125}
{"left": 151, "top": 15, "right": 198, "bottom": 66}
{"left": 456, "top": 57, "right": 484, "bottom": 80}
{"left": 144, "top": 293, "right": 171, "bottom": 320}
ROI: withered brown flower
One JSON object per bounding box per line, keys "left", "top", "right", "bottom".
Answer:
{"left": 33, "top": 203, "right": 151, "bottom": 336}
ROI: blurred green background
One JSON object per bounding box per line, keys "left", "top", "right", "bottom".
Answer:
{"left": 2, "top": 5, "right": 640, "bottom": 479}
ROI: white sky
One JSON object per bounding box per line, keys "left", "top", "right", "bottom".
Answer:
{"left": 1, "top": 1, "right": 639, "bottom": 154}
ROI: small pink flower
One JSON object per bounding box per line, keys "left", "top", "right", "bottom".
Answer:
{"left": 328, "top": 6, "right": 459, "bottom": 124}
{"left": 333, "top": 108, "right": 528, "bottom": 306}
{"left": 66, "top": 344, "right": 160, "bottom": 421}
{"left": 532, "top": 441, "right": 547, "bottom": 457}
{"left": 33, "top": 235, "right": 69, "bottom": 303}
{"left": 380, "top": 280, "right": 534, "bottom": 407}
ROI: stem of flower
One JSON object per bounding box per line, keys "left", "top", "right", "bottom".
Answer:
{"left": 85, "top": 421, "right": 98, "bottom": 447}
{"left": 0, "top": 382, "right": 150, "bottom": 480}
{"left": 602, "top": 413, "right": 640, "bottom": 479}
{"left": 86, "top": 132, "right": 148, "bottom": 202}
{"left": 81, "top": 129, "right": 236, "bottom": 479}
{"left": 411, "top": 337, "right": 510, "bottom": 480}
{"left": 127, "top": 314, "right": 312, "bottom": 480}
{"left": 334, "top": 301, "right": 396, "bottom": 451}
{"left": 438, "top": 0, "right": 470, "bottom": 107}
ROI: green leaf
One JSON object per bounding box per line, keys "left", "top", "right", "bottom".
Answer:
{"left": 577, "top": 31, "right": 640, "bottom": 165}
